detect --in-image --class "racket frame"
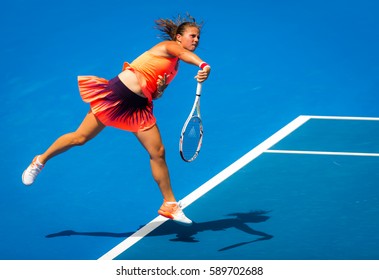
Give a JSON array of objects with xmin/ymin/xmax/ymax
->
[{"xmin": 179, "ymin": 82, "xmax": 204, "ymax": 162}]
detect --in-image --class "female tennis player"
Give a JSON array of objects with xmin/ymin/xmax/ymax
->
[{"xmin": 22, "ymin": 14, "xmax": 211, "ymax": 225}]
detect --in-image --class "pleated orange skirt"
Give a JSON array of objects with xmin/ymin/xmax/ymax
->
[{"xmin": 78, "ymin": 75, "xmax": 156, "ymax": 132}]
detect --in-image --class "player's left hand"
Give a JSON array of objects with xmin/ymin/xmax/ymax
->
[{"xmin": 156, "ymin": 73, "xmax": 169, "ymax": 98}]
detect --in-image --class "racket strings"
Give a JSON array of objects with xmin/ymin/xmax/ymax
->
[{"xmin": 181, "ymin": 117, "xmax": 202, "ymax": 161}]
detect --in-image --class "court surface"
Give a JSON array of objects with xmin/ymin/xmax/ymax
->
[
  {"xmin": 100, "ymin": 115, "xmax": 379, "ymax": 260},
  {"xmin": 1, "ymin": 0, "xmax": 379, "ymax": 267}
]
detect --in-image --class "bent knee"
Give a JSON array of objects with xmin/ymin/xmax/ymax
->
[
  {"xmin": 150, "ymin": 145, "xmax": 166, "ymax": 160},
  {"xmin": 71, "ymin": 133, "xmax": 91, "ymax": 146}
]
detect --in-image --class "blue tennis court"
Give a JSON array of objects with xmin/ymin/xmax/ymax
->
[
  {"xmin": 1, "ymin": 0, "xmax": 379, "ymax": 278},
  {"xmin": 98, "ymin": 115, "xmax": 379, "ymax": 260}
]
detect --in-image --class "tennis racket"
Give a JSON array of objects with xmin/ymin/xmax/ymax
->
[{"xmin": 179, "ymin": 82, "xmax": 204, "ymax": 162}]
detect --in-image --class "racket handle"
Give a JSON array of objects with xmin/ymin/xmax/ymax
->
[{"xmin": 196, "ymin": 82, "xmax": 202, "ymax": 96}]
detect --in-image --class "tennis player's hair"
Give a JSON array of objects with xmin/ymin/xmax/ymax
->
[{"xmin": 154, "ymin": 13, "xmax": 203, "ymax": 41}]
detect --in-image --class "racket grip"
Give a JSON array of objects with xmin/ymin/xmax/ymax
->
[{"xmin": 196, "ymin": 82, "xmax": 202, "ymax": 96}]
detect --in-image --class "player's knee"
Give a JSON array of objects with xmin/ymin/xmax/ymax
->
[
  {"xmin": 151, "ymin": 145, "xmax": 166, "ymax": 160},
  {"xmin": 71, "ymin": 133, "xmax": 90, "ymax": 146}
]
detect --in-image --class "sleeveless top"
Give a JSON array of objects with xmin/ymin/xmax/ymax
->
[{"xmin": 123, "ymin": 51, "xmax": 179, "ymax": 102}]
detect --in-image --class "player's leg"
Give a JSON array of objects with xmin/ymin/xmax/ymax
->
[
  {"xmin": 39, "ymin": 111, "xmax": 105, "ymax": 164},
  {"xmin": 22, "ymin": 111, "xmax": 105, "ymax": 185},
  {"xmin": 134, "ymin": 125, "xmax": 192, "ymax": 225},
  {"xmin": 133, "ymin": 125, "xmax": 175, "ymax": 201}
]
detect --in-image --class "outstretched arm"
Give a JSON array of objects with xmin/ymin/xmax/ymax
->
[
  {"xmin": 165, "ymin": 41, "xmax": 202, "ymax": 65},
  {"xmin": 165, "ymin": 41, "xmax": 211, "ymax": 83}
]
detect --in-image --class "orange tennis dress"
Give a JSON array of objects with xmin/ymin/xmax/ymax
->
[
  {"xmin": 123, "ymin": 51, "xmax": 179, "ymax": 102},
  {"xmin": 78, "ymin": 51, "xmax": 179, "ymax": 132}
]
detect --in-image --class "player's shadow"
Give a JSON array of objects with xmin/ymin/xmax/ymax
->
[{"xmin": 46, "ymin": 211, "xmax": 273, "ymax": 251}]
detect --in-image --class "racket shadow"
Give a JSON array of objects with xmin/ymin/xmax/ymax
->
[{"xmin": 46, "ymin": 211, "xmax": 273, "ymax": 252}]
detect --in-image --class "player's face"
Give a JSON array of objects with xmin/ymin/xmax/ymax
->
[{"xmin": 177, "ymin": 27, "xmax": 200, "ymax": 52}]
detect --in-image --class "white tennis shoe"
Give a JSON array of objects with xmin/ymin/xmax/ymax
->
[
  {"xmin": 158, "ymin": 200, "xmax": 193, "ymax": 225},
  {"xmin": 22, "ymin": 156, "xmax": 44, "ymax": 186}
]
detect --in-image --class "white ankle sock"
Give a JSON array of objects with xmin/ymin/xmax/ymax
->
[{"xmin": 36, "ymin": 156, "xmax": 44, "ymax": 166}]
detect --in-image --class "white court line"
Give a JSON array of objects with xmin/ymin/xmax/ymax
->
[
  {"xmin": 98, "ymin": 215, "xmax": 168, "ymax": 260},
  {"xmin": 305, "ymin": 115, "xmax": 379, "ymax": 121},
  {"xmin": 98, "ymin": 115, "xmax": 311, "ymax": 260},
  {"xmin": 266, "ymin": 150, "xmax": 379, "ymax": 157},
  {"xmin": 265, "ymin": 115, "xmax": 379, "ymax": 157}
]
